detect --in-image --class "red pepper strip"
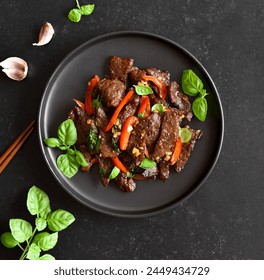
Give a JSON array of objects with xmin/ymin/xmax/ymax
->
[
  {"xmin": 142, "ymin": 75, "xmax": 167, "ymax": 99},
  {"xmin": 144, "ymin": 148, "xmax": 150, "ymax": 158},
  {"xmin": 85, "ymin": 75, "xmax": 99, "ymax": 116},
  {"xmin": 138, "ymin": 96, "xmax": 150, "ymax": 118},
  {"xmin": 73, "ymin": 99, "xmax": 85, "ymax": 110},
  {"xmin": 120, "ymin": 116, "xmax": 139, "ymax": 150},
  {"xmin": 105, "ymin": 89, "xmax": 134, "ymax": 132},
  {"xmin": 112, "ymin": 157, "xmax": 128, "ymax": 173},
  {"xmin": 170, "ymin": 138, "xmax": 182, "ymax": 165}
]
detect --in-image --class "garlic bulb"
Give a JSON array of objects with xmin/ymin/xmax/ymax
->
[
  {"xmin": 33, "ymin": 22, "xmax": 55, "ymax": 46},
  {"xmin": 0, "ymin": 57, "xmax": 28, "ymax": 81}
]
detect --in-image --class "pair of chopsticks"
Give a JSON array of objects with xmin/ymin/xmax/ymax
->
[{"xmin": 0, "ymin": 120, "xmax": 35, "ymax": 174}]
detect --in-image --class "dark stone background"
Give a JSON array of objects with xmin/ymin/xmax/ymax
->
[{"xmin": 0, "ymin": 0, "xmax": 263, "ymax": 259}]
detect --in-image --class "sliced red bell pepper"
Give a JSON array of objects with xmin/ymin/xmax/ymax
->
[
  {"xmin": 73, "ymin": 99, "xmax": 85, "ymax": 110},
  {"xmin": 138, "ymin": 96, "xmax": 150, "ymax": 118},
  {"xmin": 85, "ymin": 75, "xmax": 99, "ymax": 115},
  {"xmin": 142, "ymin": 75, "xmax": 167, "ymax": 99},
  {"xmin": 105, "ymin": 89, "xmax": 134, "ymax": 132},
  {"xmin": 170, "ymin": 137, "xmax": 182, "ymax": 165},
  {"xmin": 120, "ymin": 116, "xmax": 139, "ymax": 150},
  {"xmin": 112, "ymin": 157, "xmax": 128, "ymax": 173}
]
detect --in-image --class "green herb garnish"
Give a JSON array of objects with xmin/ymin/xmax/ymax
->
[
  {"xmin": 87, "ymin": 128, "xmax": 99, "ymax": 151},
  {"xmin": 151, "ymin": 103, "xmax": 166, "ymax": 113},
  {"xmin": 108, "ymin": 166, "xmax": 120, "ymax": 180},
  {"xmin": 139, "ymin": 157, "xmax": 156, "ymax": 169},
  {"xmin": 44, "ymin": 119, "xmax": 88, "ymax": 178},
  {"xmin": 1, "ymin": 186, "xmax": 75, "ymax": 260},
  {"xmin": 92, "ymin": 95, "xmax": 101, "ymax": 109},
  {"xmin": 181, "ymin": 69, "xmax": 209, "ymax": 122},
  {"xmin": 179, "ymin": 127, "xmax": 192, "ymax": 143},
  {"xmin": 134, "ymin": 85, "xmax": 153, "ymax": 95},
  {"xmin": 68, "ymin": 0, "xmax": 95, "ymax": 23}
]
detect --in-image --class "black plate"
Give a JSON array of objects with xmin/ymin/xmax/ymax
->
[{"xmin": 38, "ymin": 31, "xmax": 224, "ymax": 218}]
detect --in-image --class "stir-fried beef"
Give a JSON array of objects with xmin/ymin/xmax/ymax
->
[
  {"xmin": 129, "ymin": 67, "xmax": 147, "ymax": 84},
  {"xmin": 168, "ymin": 81, "xmax": 193, "ymax": 121},
  {"xmin": 119, "ymin": 94, "xmax": 140, "ymax": 125},
  {"xmin": 97, "ymin": 157, "xmax": 114, "ymax": 186},
  {"xmin": 127, "ymin": 120, "xmax": 147, "ymax": 166},
  {"xmin": 158, "ymin": 161, "xmax": 170, "ymax": 181},
  {"xmin": 96, "ymin": 107, "xmax": 118, "ymax": 158},
  {"xmin": 153, "ymin": 109, "xmax": 181, "ymax": 162},
  {"xmin": 68, "ymin": 106, "xmax": 91, "ymax": 146},
  {"xmin": 146, "ymin": 68, "xmax": 170, "ymax": 86},
  {"xmin": 66, "ymin": 56, "xmax": 203, "ymax": 192},
  {"xmin": 98, "ymin": 78, "xmax": 126, "ymax": 108},
  {"xmin": 109, "ymin": 56, "xmax": 134, "ymax": 85},
  {"xmin": 174, "ymin": 126, "xmax": 203, "ymax": 172},
  {"xmin": 144, "ymin": 113, "xmax": 162, "ymax": 152},
  {"xmin": 115, "ymin": 172, "xmax": 136, "ymax": 192}
]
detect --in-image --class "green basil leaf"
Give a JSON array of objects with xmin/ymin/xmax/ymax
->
[
  {"xmin": 138, "ymin": 112, "xmax": 144, "ymax": 118},
  {"xmin": 68, "ymin": 8, "xmax": 82, "ymax": 23},
  {"xmin": 75, "ymin": 150, "xmax": 88, "ymax": 167},
  {"xmin": 139, "ymin": 158, "xmax": 156, "ymax": 169},
  {"xmin": 38, "ymin": 254, "xmax": 55, "ymax": 260},
  {"xmin": 87, "ymin": 128, "xmax": 99, "ymax": 151},
  {"xmin": 1, "ymin": 232, "xmax": 19, "ymax": 248},
  {"xmin": 108, "ymin": 166, "xmax": 120, "ymax": 180},
  {"xmin": 92, "ymin": 95, "xmax": 101, "ymax": 109},
  {"xmin": 47, "ymin": 209, "xmax": 75, "ymax": 232},
  {"xmin": 182, "ymin": 69, "xmax": 204, "ymax": 96},
  {"xmin": 179, "ymin": 128, "xmax": 192, "ymax": 143},
  {"xmin": 151, "ymin": 104, "xmax": 165, "ymax": 113},
  {"xmin": 112, "ymin": 138, "xmax": 120, "ymax": 153},
  {"xmin": 199, "ymin": 88, "xmax": 208, "ymax": 98},
  {"xmin": 57, "ymin": 119, "xmax": 77, "ymax": 146},
  {"xmin": 27, "ymin": 186, "xmax": 51, "ymax": 218},
  {"xmin": 26, "ymin": 243, "xmax": 41, "ymax": 260},
  {"xmin": 9, "ymin": 219, "xmax": 32, "ymax": 243},
  {"xmin": 43, "ymin": 138, "xmax": 61, "ymax": 148},
  {"xmin": 57, "ymin": 151, "xmax": 79, "ymax": 178},
  {"xmin": 80, "ymin": 4, "xmax": 95, "ymax": 15},
  {"xmin": 38, "ymin": 232, "xmax": 58, "ymax": 251},
  {"xmin": 192, "ymin": 97, "xmax": 208, "ymax": 122},
  {"xmin": 32, "ymin": 232, "xmax": 50, "ymax": 245},
  {"xmin": 35, "ymin": 218, "xmax": 47, "ymax": 231},
  {"xmin": 134, "ymin": 85, "xmax": 153, "ymax": 95}
]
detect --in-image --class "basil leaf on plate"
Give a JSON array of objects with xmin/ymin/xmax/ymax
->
[
  {"xmin": 192, "ymin": 97, "xmax": 208, "ymax": 122},
  {"xmin": 57, "ymin": 119, "xmax": 77, "ymax": 147},
  {"xmin": 182, "ymin": 69, "xmax": 204, "ymax": 96}
]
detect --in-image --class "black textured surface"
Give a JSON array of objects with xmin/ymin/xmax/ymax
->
[{"xmin": 0, "ymin": 0, "xmax": 263, "ymax": 260}]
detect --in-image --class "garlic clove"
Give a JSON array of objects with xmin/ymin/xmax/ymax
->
[
  {"xmin": 0, "ymin": 57, "xmax": 28, "ymax": 81},
  {"xmin": 2, "ymin": 68, "xmax": 27, "ymax": 81},
  {"xmin": 33, "ymin": 22, "xmax": 55, "ymax": 46}
]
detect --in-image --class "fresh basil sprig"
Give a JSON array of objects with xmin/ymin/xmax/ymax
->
[
  {"xmin": 0, "ymin": 186, "xmax": 75, "ymax": 260},
  {"xmin": 44, "ymin": 119, "xmax": 88, "ymax": 178},
  {"xmin": 181, "ymin": 69, "xmax": 209, "ymax": 122},
  {"xmin": 68, "ymin": 0, "xmax": 95, "ymax": 23}
]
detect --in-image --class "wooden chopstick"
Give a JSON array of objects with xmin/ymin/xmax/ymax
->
[{"xmin": 0, "ymin": 120, "xmax": 35, "ymax": 174}]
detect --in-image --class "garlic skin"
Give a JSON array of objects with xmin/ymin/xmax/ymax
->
[
  {"xmin": 33, "ymin": 22, "xmax": 55, "ymax": 46},
  {"xmin": 0, "ymin": 57, "xmax": 28, "ymax": 81}
]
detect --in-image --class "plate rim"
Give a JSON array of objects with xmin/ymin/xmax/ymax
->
[{"xmin": 38, "ymin": 31, "xmax": 224, "ymax": 218}]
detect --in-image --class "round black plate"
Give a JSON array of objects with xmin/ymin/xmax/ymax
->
[{"xmin": 38, "ymin": 31, "xmax": 224, "ymax": 218}]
